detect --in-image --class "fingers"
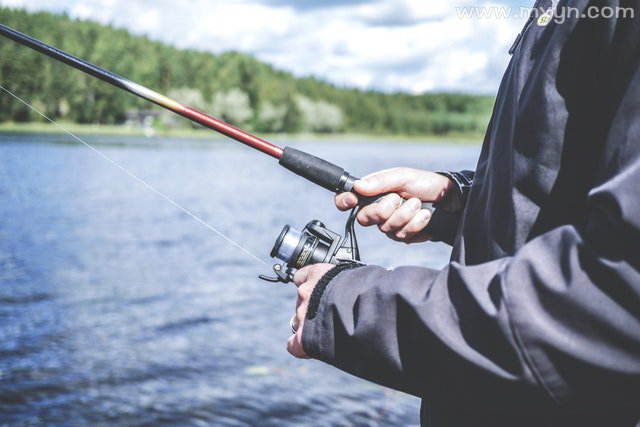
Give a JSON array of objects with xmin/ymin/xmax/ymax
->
[
  {"xmin": 334, "ymin": 170, "xmax": 411, "ymax": 212},
  {"xmin": 293, "ymin": 264, "xmax": 334, "ymax": 288},
  {"xmin": 289, "ymin": 264, "xmax": 334, "ymax": 359},
  {"xmin": 287, "ymin": 331, "xmax": 309, "ymax": 359},
  {"xmin": 379, "ymin": 198, "xmax": 422, "ymax": 234},
  {"xmin": 293, "ymin": 265, "xmax": 311, "ymax": 286},
  {"xmin": 357, "ymin": 193, "xmax": 402, "ymax": 226},
  {"xmin": 287, "ymin": 302, "xmax": 307, "ymax": 359},
  {"xmin": 335, "ymin": 192, "xmax": 359, "ymax": 211},
  {"xmin": 389, "ymin": 207, "xmax": 432, "ymax": 242},
  {"xmin": 294, "ymin": 303, "xmax": 307, "ymax": 327},
  {"xmin": 401, "ymin": 208, "xmax": 432, "ymax": 236},
  {"xmin": 288, "ymin": 301, "xmax": 309, "ymax": 359},
  {"xmin": 357, "ymin": 196, "xmax": 432, "ymax": 242}
]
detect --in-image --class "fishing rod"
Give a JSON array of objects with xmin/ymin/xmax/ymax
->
[{"xmin": 0, "ymin": 23, "xmax": 446, "ymax": 282}]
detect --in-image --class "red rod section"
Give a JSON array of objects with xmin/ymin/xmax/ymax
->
[{"xmin": 181, "ymin": 106, "xmax": 283, "ymax": 158}]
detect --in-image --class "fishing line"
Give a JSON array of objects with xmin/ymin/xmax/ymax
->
[{"xmin": 0, "ymin": 84, "xmax": 268, "ymax": 267}]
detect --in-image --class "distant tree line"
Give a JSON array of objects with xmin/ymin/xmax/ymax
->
[{"xmin": 0, "ymin": 7, "xmax": 495, "ymax": 136}]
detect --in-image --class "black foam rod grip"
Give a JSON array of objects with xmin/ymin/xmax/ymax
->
[{"xmin": 279, "ymin": 147, "xmax": 350, "ymax": 193}]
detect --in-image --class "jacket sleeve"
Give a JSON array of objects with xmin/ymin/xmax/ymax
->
[{"xmin": 302, "ymin": 48, "xmax": 640, "ymax": 415}]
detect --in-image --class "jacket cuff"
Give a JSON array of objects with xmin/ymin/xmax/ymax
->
[
  {"xmin": 421, "ymin": 208, "xmax": 463, "ymax": 245},
  {"xmin": 436, "ymin": 170, "xmax": 474, "ymax": 209},
  {"xmin": 418, "ymin": 170, "xmax": 474, "ymax": 245},
  {"xmin": 302, "ymin": 261, "xmax": 363, "ymax": 358},
  {"xmin": 307, "ymin": 261, "xmax": 364, "ymax": 319}
]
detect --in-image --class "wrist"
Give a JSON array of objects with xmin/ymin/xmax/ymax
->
[{"xmin": 435, "ymin": 171, "xmax": 474, "ymax": 212}]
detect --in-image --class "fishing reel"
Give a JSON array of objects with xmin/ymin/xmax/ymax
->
[{"xmin": 259, "ymin": 208, "xmax": 361, "ymax": 284}]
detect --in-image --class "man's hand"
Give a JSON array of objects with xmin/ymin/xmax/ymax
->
[
  {"xmin": 335, "ymin": 168, "xmax": 456, "ymax": 244},
  {"xmin": 287, "ymin": 263, "xmax": 334, "ymax": 359}
]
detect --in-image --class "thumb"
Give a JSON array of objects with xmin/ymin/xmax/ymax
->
[{"xmin": 354, "ymin": 168, "xmax": 414, "ymax": 196}]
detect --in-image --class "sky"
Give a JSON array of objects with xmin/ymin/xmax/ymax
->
[{"xmin": 0, "ymin": 0, "xmax": 534, "ymax": 94}]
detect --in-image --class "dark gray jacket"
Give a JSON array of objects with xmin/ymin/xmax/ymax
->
[{"xmin": 302, "ymin": 1, "xmax": 640, "ymax": 425}]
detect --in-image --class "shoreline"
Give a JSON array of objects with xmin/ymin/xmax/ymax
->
[{"xmin": 0, "ymin": 122, "xmax": 483, "ymax": 145}]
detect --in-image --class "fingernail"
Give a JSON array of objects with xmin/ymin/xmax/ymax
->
[
  {"xmin": 410, "ymin": 199, "xmax": 421, "ymax": 211},
  {"xmin": 357, "ymin": 179, "xmax": 370, "ymax": 189},
  {"xmin": 343, "ymin": 195, "xmax": 356, "ymax": 208},
  {"xmin": 416, "ymin": 209, "xmax": 431, "ymax": 223}
]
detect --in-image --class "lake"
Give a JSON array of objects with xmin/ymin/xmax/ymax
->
[{"xmin": 0, "ymin": 133, "xmax": 480, "ymax": 426}]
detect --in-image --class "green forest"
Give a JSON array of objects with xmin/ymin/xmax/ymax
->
[{"xmin": 0, "ymin": 7, "xmax": 495, "ymax": 136}]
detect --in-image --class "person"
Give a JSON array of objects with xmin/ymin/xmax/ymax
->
[{"xmin": 286, "ymin": 0, "xmax": 640, "ymax": 425}]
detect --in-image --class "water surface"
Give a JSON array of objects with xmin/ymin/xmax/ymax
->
[{"xmin": 0, "ymin": 134, "xmax": 480, "ymax": 426}]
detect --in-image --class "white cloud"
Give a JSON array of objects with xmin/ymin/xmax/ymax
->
[{"xmin": 0, "ymin": 0, "xmax": 528, "ymax": 94}]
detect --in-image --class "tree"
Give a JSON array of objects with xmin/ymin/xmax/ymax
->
[
  {"xmin": 211, "ymin": 88, "xmax": 253, "ymax": 127},
  {"xmin": 295, "ymin": 96, "xmax": 343, "ymax": 133}
]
